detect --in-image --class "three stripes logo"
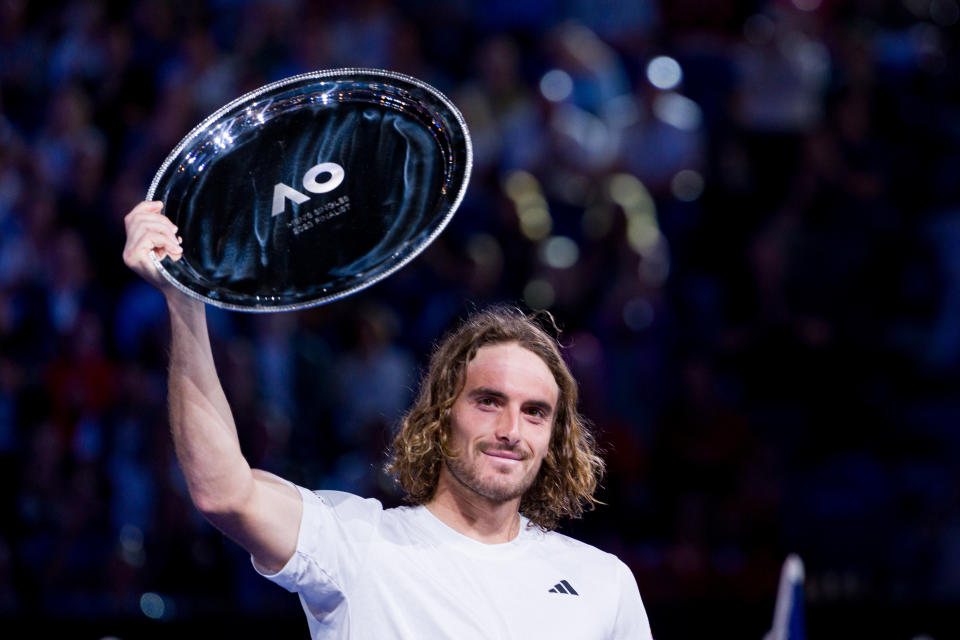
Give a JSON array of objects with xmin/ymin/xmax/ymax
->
[{"xmin": 548, "ymin": 579, "xmax": 579, "ymax": 595}]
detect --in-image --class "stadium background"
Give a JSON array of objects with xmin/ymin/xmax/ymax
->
[{"xmin": 1, "ymin": 0, "xmax": 959, "ymax": 637}]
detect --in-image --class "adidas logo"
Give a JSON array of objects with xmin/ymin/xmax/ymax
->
[{"xmin": 547, "ymin": 579, "xmax": 579, "ymax": 595}]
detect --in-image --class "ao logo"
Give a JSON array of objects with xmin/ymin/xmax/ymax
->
[{"xmin": 271, "ymin": 162, "xmax": 345, "ymax": 216}]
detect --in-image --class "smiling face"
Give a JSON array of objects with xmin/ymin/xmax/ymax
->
[{"xmin": 441, "ymin": 342, "xmax": 559, "ymax": 505}]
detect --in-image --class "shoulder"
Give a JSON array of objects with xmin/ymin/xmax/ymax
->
[
  {"xmin": 311, "ymin": 489, "xmax": 381, "ymax": 508},
  {"xmin": 300, "ymin": 489, "xmax": 388, "ymax": 524},
  {"xmin": 532, "ymin": 527, "xmax": 626, "ymax": 569},
  {"xmin": 534, "ymin": 526, "xmax": 609, "ymax": 556}
]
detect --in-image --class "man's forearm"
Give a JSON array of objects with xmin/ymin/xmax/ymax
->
[{"xmin": 167, "ymin": 295, "xmax": 254, "ymax": 515}]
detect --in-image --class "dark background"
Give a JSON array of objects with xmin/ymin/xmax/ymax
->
[{"xmin": 2, "ymin": 0, "xmax": 959, "ymax": 637}]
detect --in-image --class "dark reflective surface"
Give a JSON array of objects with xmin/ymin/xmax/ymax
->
[{"xmin": 148, "ymin": 69, "xmax": 471, "ymax": 311}]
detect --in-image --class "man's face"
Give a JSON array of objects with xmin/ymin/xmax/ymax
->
[{"xmin": 443, "ymin": 342, "xmax": 559, "ymax": 504}]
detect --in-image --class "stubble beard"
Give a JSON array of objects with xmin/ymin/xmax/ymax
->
[{"xmin": 444, "ymin": 447, "xmax": 542, "ymax": 504}]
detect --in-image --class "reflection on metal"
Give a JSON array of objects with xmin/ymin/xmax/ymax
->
[{"xmin": 148, "ymin": 68, "xmax": 472, "ymax": 312}]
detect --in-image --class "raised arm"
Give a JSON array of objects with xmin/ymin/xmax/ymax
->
[{"xmin": 122, "ymin": 201, "xmax": 302, "ymax": 572}]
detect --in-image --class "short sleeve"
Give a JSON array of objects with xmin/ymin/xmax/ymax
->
[
  {"xmin": 611, "ymin": 559, "xmax": 654, "ymax": 640},
  {"xmin": 251, "ymin": 486, "xmax": 384, "ymax": 611}
]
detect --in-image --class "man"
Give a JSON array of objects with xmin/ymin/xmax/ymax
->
[{"xmin": 123, "ymin": 200, "xmax": 653, "ymax": 639}]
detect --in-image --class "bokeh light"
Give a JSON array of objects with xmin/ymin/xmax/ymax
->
[
  {"xmin": 140, "ymin": 592, "xmax": 166, "ymax": 619},
  {"xmin": 504, "ymin": 171, "xmax": 554, "ymax": 240},
  {"xmin": 539, "ymin": 236, "xmax": 580, "ymax": 269},
  {"xmin": 639, "ymin": 245, "xmax": 671, "ymax": 286},
  {"xmin": 671, "ymin": 169, "xmax": 705, "ymax": 202},
  {"xmin": 645, "ymin": 56, "xmax": 683, "ymax": 90},
  {"xmin": 609, "ymin": 173, "xmax": 654, "ymax": 211},
  {"xmin": 519, "ymin": 206, "xmax": 552, "ymax": 240},
  {"xmin": 628, "ymin": 221, "xmax": 661, "ymax": 253},
  {"xmin": 466, "ymin": 233, "xmax": 504, "ymax": 270},
  {"xmin": 652, "ymin": 93, "xmax": 702, "ymax": 131},
  {"xmin": 523, "ymin": 279, "xmax": 555, "ymax": 309},
  {"xmin": 540, "ymin": 69, "xmax": 574, "ymax": 102}
]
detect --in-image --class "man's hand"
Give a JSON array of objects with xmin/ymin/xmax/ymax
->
[{"xmin": 122, "ymin": 200, "xmax": 183, "ymax": 293}]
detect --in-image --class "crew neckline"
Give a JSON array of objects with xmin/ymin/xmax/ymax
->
[{"xmin": 409, "ymin": 504, "xmax": 539, "ymax": 557}]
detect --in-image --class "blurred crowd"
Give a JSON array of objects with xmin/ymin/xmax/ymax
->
[{"xmin": 2, "ymin": 0, "xmax": 960, "ymax": 632}]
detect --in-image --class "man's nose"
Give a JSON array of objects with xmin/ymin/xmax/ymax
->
[{"xmin": 494, "ymin": 406, "xmax": 522, "ymax": 444}]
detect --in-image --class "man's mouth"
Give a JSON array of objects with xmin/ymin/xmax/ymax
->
[{"xmin": 479, "ymin": 446, "xmax": 525, "ymax": 461}]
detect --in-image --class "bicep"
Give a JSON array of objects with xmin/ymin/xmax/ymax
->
[{"xmin": 206, "ymin": 469, "xmax": 304, "ymax": 574}]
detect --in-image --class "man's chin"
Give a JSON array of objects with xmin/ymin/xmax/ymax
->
[
  {"xmin": 474, "ymin": 482, "xmax": 526, "ymax": 503},
  {"xmin": 473, "ymin": 465, "xmax": 542, "ymax": 503},
  {"xmin": 446, "ymin": 458, "xmax": 533, "ymax": 503}
]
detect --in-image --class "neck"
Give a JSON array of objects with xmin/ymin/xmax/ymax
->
[{"xmin": 425, "ymin": 469, "xmax": 523, "ymax": 544}]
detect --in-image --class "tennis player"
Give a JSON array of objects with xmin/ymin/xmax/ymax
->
[{"xmin": 123, "ymin": 200, "xmax": 653, "ymax": 639}]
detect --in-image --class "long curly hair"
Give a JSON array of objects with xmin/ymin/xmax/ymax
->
[{"xmin": 385, "ymin": 306, "xmax": 605, "ymax": 530}]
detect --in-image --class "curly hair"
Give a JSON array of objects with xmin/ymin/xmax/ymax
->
[{"xmin": 385, "ymin": 306, "xmax": 605, "ymax": 530}]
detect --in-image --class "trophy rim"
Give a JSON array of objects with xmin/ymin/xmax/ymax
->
[{"xmin": 145, "ymin": 67, "xmax": 473, "ymax": 312}]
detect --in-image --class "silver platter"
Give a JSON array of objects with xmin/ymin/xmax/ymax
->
[{"xmin": 147, "ymin": 68, "xmax": 472, "ymax": 312}]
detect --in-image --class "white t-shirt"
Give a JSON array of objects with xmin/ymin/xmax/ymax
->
[{"xmin": 254, "ymin": 485, "xmax": 653, "ymax": 640}]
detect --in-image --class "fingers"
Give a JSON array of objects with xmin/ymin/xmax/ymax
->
[
  {"xmin": 129, "ymin": 221, "xmax": 182, "ymax": 255},
  {"xmin": 123, "ymin": 200, "xmax": 166, "ymax": 231},
  {"xmin": 143, "ymin": 231, "xmax": 183, "ymax": 261},
  {"xmin": 122, "ymin": 201, "xmax": 185, "ymax": 284},
  {"xmin": 124, "ymin": 199, "xmax": 177, "ymax": 240},
  {"xmin": 124, "ymin": 201, "xmax": 176, "ymax": 234},
  {"xmin": 123, "ymin": 238, "xmax": 180, "ymax": 268}
]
